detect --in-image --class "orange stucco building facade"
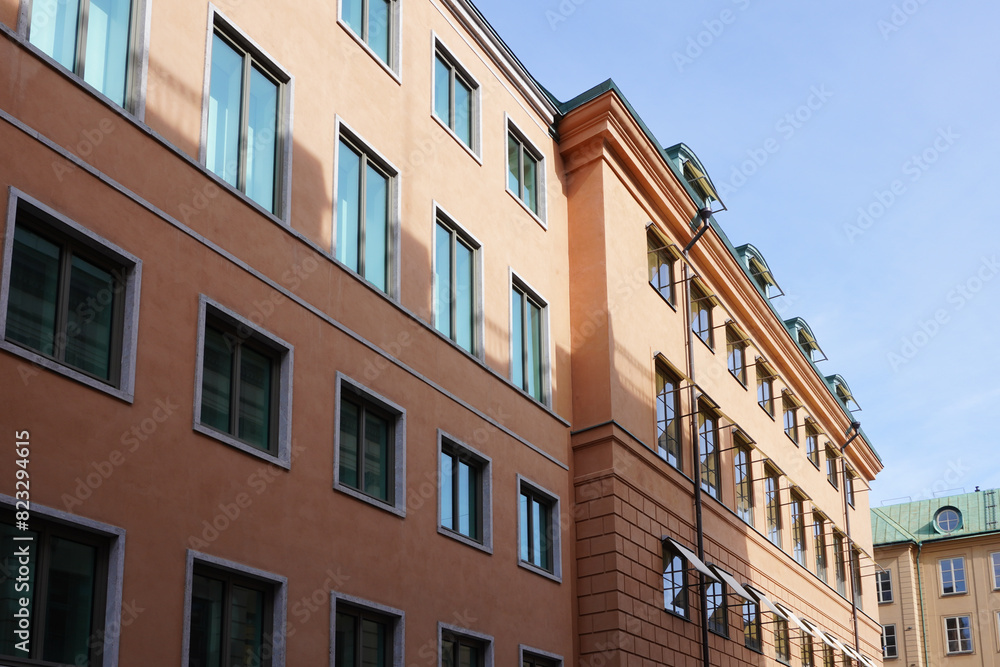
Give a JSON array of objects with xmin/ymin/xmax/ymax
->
[{"xmin": 0, "ymin": 1, "xmax": 882, "ymax": 666}]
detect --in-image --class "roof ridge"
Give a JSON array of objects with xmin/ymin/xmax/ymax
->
[{"xmin": 872, "ymin": 507, "xmax": 916, "ymax": 544}]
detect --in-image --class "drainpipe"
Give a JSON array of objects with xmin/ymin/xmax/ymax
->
[
  {"xmin": 915, "ymin": 542, "xmax": 929, "ymax": 667},
  {"xmin": 683, "ymin": 206, "xmax": 713, "ymax": 667},
  {"xmin": 840, "ymin": 422, "xmax": 862, "ymax": 658}
]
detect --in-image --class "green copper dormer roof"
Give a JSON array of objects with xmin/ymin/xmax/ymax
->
[
  {"xmin": 872, "ymin": 489, "xmax": 1000, "ymax": 546},
  {"xmin": 825, "ymin": 374, "xmax": 861, "ymax": 412},
  {"xmin": 735, "ymin": 244, "xmax": 781, "ymax": 298},
  {"xmin": 663, "ymin": 143, "xmax": 722, "ymax": 207},
  {"xmin": 784, "ymin": 317, "xmax": 828, "ymax": 363}
]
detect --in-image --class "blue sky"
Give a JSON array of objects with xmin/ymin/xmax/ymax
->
[{"xmin": 472, "ymin": 0, "xmax": 1000, "ymax": 505}]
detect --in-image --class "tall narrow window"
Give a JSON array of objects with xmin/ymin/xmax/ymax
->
[
  {"xmin": 655, "ymin": 365, "xmax": 682, "ymax": 468},
  {"xmin": 802, "ymin": 635, "xmax": 815, "ymax": 667},
  {"xmin": 434, "ymin": 46, "xmax": 478, "ymax": 151},
  {"xmin": 791, "ymin": 494, "xmax": 806, "ymax": 566},
  {"xmin": 511, "ymin": 280, "xmax": 546, "ymax": 403},
  {"xmin": 699, "ymin": 408, "xmax": 719, "ymax": 499},
  {"xmin": 876, "ymin": 569, "xmax": 893, "ymax": 604},
  {"xmin": 336, "ymin": 133, "xmax": 395, "ymax": 294},
  {"xmin": 822, "ymin": 645, "xmax": 834, "ymax": 667},
  {"xmin": 783, "ymin": 394, "xmax": 799, "ymax": 443},
  {"xmin": 0, "ymin": 515, "xmax": 110, "ymax": 664},
  {"xmin": 206, "ymin": 27, "xmax": 284, "ymax": 213},
  {"xmin": 776, "ymin": 618, "xmax": 791, "ymax": 664},
  {"xmin": 743, "ymin": 600, "xmax": 761, "ymax": 652},
  {"xmin": 338, "ymin": 382, "xmax": 404, "ymax": 507},
  {"xmin": 28, "ymin": 0, "xmax": 135, "ymax": 108},
  {"xmin": 852, "ymin": 549, "xmax": 864, "ymax": 609},
  {"xmin": 690, "ymin": 282, "xmax": 713, "ymax": 347},
  {"xmin": 944, "ymin": 616, "xmax": 973, "ymax": 654},
  {"xmin": 440, "ymin": 440, "xmax": 486, "ymax": 544},
  {"xmin": 991, "ymin": 552, "xmax": 1000, "ymax": 589},
  {"xmin": 507, "ymin": 127, "xmax": 543, "ymax": 216},
  {"xmin": 340, "ymin": 0, "xmax": 396, "ymax": 67},
  {"xmin": 734, "ymin": 442, "xmax": 753, "ymax": 525},
  {"xmin": 845, "ymin": 469, "xmax": 856, "ymax": 507},
  {"xmin": 434, "ymin": 216, "xmax": 478, "ymax": 354},
  {"xmin": 647, "ymin": 230, "xmax": 674, "ymax": 304},
  {"xmin": 706, "ymin": 581, "xmax": 727, "ymax": 636},
  {"xmin": 727, "ymin": 326, "xmax": 747, "ymax": 384},
  {"xmin": 814, "ymin": 514, "xmax": 828, "ymax": 583},
  {"xmin": 757, "ymin": 363, "xmax": 774, "ymax": 415},
  {"xmin": 765, "ymin": 466, "xmax": 782, "ymax": 549},
  {"xmin": 189, "ymin": 565, "xmax": 275, "ymax": 667},
  {"xmin": 806, "ymin": 424, "xmax": 821, "ymax": 468},
  {"xmin": 881, "ymin": 625, "xmax": 897, "ymax": 659},
  {"xmin": 940, "ymin": 557, "xmax": 967, "ymax": 595},
  {"xmin": 519, "ymin": 480, "xmax": 558, "ymax": 575},
  {"xmin": 826, "ymin": 446, "xmax": 839, "ymax": 488},
  {"xmin": 335, "ymin": 603, "xmax": 397, "ymax": 667},
  {"xmin": 662, "ymin": 544, "xmax": 688, "ymax": 618},
  {"xmin": 834, "ymin": 533, "xmax": 847, "ymax": 596}
]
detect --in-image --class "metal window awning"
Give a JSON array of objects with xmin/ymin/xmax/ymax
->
[
  {"xmin": 706, "ymin": 564, "xmax": 754, "ymax": 602},
  {"xmin": 662, "ymin": 537, "xmax": 719, "ymax": 583},
  {"xmin": 744, "ymin": 585, "xmax": 791, "ymax": 620},
  {"xmin": 774, "ymin": 604, "xmax": 818, "ymax": 638},
  {"xmin": 796, "ymin": 617, "xmax": 824, "ymax": 639}
]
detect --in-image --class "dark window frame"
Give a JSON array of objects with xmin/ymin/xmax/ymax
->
[
  {"xmin": 439, "ymin": 435, "xmax": 489, "ymax": 548},
  {"xmin": 698, "ymin": 406, "xmax": 720, "ymax": 499},
  {"xmin": 506, "ymin": 121, "xmax": 545, "ymax": 220},
  {"xmin": 690, "ymin": 282, "xmax": 713, "ymax": 348},
  {"xmin": 647, "ymin": 230, "xmax": 675, "ymax": 306},
  {"xmin": 742, "ymin": 600, "xmax": 761, "ymax": 652},
  {"xmin": 734, "ymin": 440, "xmax": 754, "ymax": 525},
  {"xmin": 433, "ymin": 211, "xmax": 480, "ymax": 355},
  {"xmin": 706, "ymin": 580, "xmax": 728, "ymax": 637},
  {"xmin": 517, "ymin": 477, "xmax": 560, "ymax": 580},
  {"xmin": 432, "ymin": 43, "xmax": 480, "ymax": 154},
  {"xmin": 726, "ymin": 325, "xmax": 747, "ymax": 385},
  {"xmin": 881, "ymin": 624, "xmax": 897, "ymax": 659},
  {"xmin": 189, "ymin": 563, "xmax": 275, "ymax": 667},
  {"xmin": 655, "ymin": 363, "xmax": 682, "ymax": 470},
  {"xmin": 662, "ymin": 543, "xmax": 689, "ymax": 619}
]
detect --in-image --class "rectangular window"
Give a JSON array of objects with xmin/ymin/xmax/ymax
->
[
  {"xmin": 518, "ymin": 478, "xmax": 559, "ymax": 578},
  {"xmin": 511, "ymin": 279, "xmax": 547, "ymax": 403},
  {"xmin": 876, "ymin": 569, "xmax": 893, "ymax": 604},
  {"xmin": 663, "ymin": 543, "xmax": 688, "ymax": 618},
  {"xmin": 334, "ymin": 599, "xmax": 402, "ymax": 667},
  {"xmin": 783, "ymin": 394, "xmax": 799, "ymax": 444},
  {"xmin": 734, "ymin": 441, "xmax": 753, "ymax": 525},
  {"xmin": 814, "ymin": 514, "xmax": 828, "ymax": 583},
  {"xmin": 945, "ymin": 616, "xmax": 973, "ymax": 654},
  {"xmin": 765, "ymin": 466, "xmax": 782, "ymax": 549},
  {"xmin": 521, "ymin": 649, "xmax": 560, "ymax": 667},
  {"xmin": 440, "ymin": 435, "xmax": 490, "ymax": 549},
  {"xmin": 0, "ymin": 512, "xmax": 113, "ymax": 665},
  {"xmin": 189, "ymin": 564, "xmax": 275, "ymax": 667},
  {"xmin": 442, "ymin": 631, "xmax": 486, "ymax": 667},
  {"xmin": 434, "ymin": 214, "xmax": 479, "ymax": 354},
  {"xmin": 340, "ymin": 0, "xmax": 397, "ymax": 69},
  {"xmin": 806, "ymin": 424, "xmax": 821, "ymax": 468},
  {"xmin": 506, "ymin": 124, "xmax": 544, "ymax": 218},
  {"xmin": 776, "ymin": 618, "xmax": 791, "ymax": 664},
  {"xmin": 206, "ymin": 24, "xmax": 287, "ymax": 214},
  {"xmin": 846, "ymin": 470, "xmax": 857, "ymax": 507},
  {"xmin": 834, "ymin": 533, "xmax": 847, "ymax": 597},
  {"xmin": 756, "ymin": 363, "xmax": 774, "ymax": 415},
  {"xmin": 706, "ymin": 580, "xmax": 727, "ymax": 636},
  {"xmin": 791, "ymin": 494, "xmax": 806, "ymax": 566},
  {"xmin": 698, "ymin": 408, "xmax": 719, "ymax": 499},
  {"xmin": 28, "ymin": 0, "xmax": 136, "ymax": 108},
  {"xmin": 940, "ymin": 557, "xmax": 967, "ymax": 595},
  {"xmin": 992, "ymin": 552, "xmax": 1000, "ymax": 589},
  {"xmin": 852, "ymin": 549, "xmax": 864, "ymax": 610},
  {"xmin": 336, "ymin": 131, "xmax": 397, "ymax": 294},
  {"xmin": 882, "ymin": 624, "xmax": 897, "ymax": 659},
  {"xmin": 1, "ymin": 195, "xmax": 140, "ymax": 399},
  {"xmin": 822, "ymin": 645, "xmax": 834, "ymax": 667},
  {"xmin": 655, "ymin": 365, "xmax": 682, "ymax": 468},
  {"xmin": 647, "ymin": 230, "xmax": 674, "ymax": 305},
  {"xmin": 826, "ymin": 446, "xmax": 839, "ymax": 489},
  {"xmin": 433, "ymin": 45, "xmax": 478, "ymax": 152},
  {"xmin": 743, "ymin": 600, "xmax": 761, "ymax": 652},
  {"xmin": 690, "ymin": 282, "xmax": 713, "ymax": 347},
  {"xmin": 802, "ymin": 636, "xmax": 815, "ymax": 667},
  {"xmin": 727, "ymin": 326, "xmax": 747, "ymax": 384}
]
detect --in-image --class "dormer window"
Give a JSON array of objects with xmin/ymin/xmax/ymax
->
[{"xmin": 785, "ymin": 318, "xmax": 827, "ymax": 363}]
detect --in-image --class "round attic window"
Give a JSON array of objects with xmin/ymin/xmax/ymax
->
[{"xmin": 934, "ymin": 507, "xmax": 961, "ymax": 534}]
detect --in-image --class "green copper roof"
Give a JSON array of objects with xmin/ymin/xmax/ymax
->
[{"xmin": 872, "ymin": 489, "xmax": 1000, "ymax": 546}]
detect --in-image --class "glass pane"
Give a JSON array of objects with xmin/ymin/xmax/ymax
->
[
  {"xmin": 457, "ymin": 460, "xmax": 473, "ymax": 537},
  {"xmin": 455, "ymin": 77, "xmax": 472, "ymax": 147},
  {"xmin": 201, "ymin": 327, "xmax": 233, "ymax": 434},
  {"xmin": 341, "ymin": 0, "xmax": 363, "ymax": 35},
  {"xmin": 64, "ymin": 255, "xmax": 115, "ymax": 380},
  {"xmin": 459, "ymin": 644, "xmax": 477, "ymax": 667},
  {"xmin": 434, "ymin": 223, "xmax": 452, "ymax": 338},
  {"xmin": 339, "ymin": 400, "xmax": 360, "ymax": 489},
  {"xmin": 30, "ymin": 0, "xmax": 81, "ymax": 71},
  {"xmin": 440, "ymin": 451, "xmax": 454, "ymax": 530},
  {"xmin": 238, "ymin": 345, "xmax": 273, "ymax": 451},
  {"xmin": 246, "ymin": 66, "xmax": 279, "ymax": 213},
  {"xmin": 518, "ymin": 492, "xmax": 529, "ymax": 563},
  {"xmin": 360, "ymin": 618, "xmax": 387, "ymax": 667},
  {"xmin": 364, "ymin": 163, "xmax": 389, "ymax": 293},
  {"xmin": 526, "ymin": 299, "xmax": 543, "ymax": 401},
  {"xmin": 7, "ymin": 225, "xmax": 60, "ymax": 357},
  {"xmin": 507, "ymin": 134, "xmax": 520, "ymax": 194},
  {"xmin": 455, "ymin": 238, "xmax": 474, "ymax": 353},
  {"xmin": 207, "ymin": 35, "xmax": 243, "ymax": 187},
  {"xmin": 190, "ymin": 574, "xmax": 224, "ymax": 667},
  {"xmin": 531, "ymin": 498, "xmax": 543, "ymax": 567},
  {"xmin": 335, "ymin": 613, "xmax": 357, "ymax": 667},
  {"xmin": 229, "ymin": 585, "xmax": 265, "ymax": 667},
  {"xmin": 337, "ymin": 142, "xmax": 362, "ymax": 272},
  {"xmin": 0, "ymin": 523, "xmax": 38, "ymax": 656},
  {"xmin": 84, "ymin": 0, "xmax": 132, "ymax": 107},
  {"xmin": 510, "ymin": 289, "xmax": 524, "ymax": 389},
  {"xmin": 41, "ymin": 537, "xmax": 97, "ymax": 665},
  {"xmin": 523, "ymin": 153, "xmax": 538, "ymax": 213},
  {"xmin": 434, "ymin": 56, "xmax": 451, "ymax": 125},
  {"xmin": 368, "ymin": 0, "xmax": 391, "ymax": 64},
  {"xmin": 364, "ymin": 411, "xmax": 390, "ymax": 501},
  {"xmin": 442, "ymin": 639, "xmax": 455, "ymax": 667}
]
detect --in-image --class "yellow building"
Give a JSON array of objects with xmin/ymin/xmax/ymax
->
[{"xmin": 873, "ymin": 490, "xmax": 1000, "ymax": 666}]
